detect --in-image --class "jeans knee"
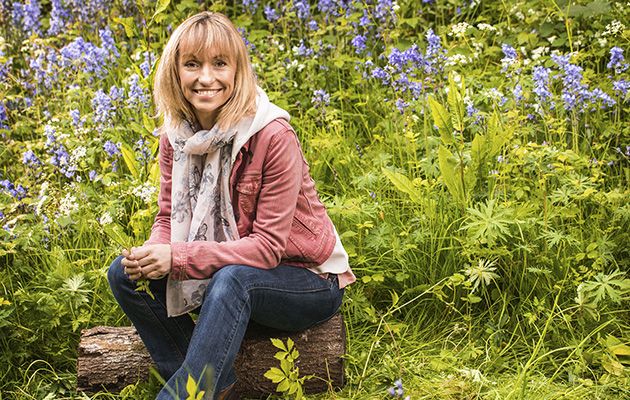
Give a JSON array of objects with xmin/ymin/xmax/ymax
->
[
  {"xmin": 209, "ymin": 265, "xmax": 249, "ymax": 298},
  {"xmin": 107, "ymin": 255, "xmax": 128, "ymax": 292}
]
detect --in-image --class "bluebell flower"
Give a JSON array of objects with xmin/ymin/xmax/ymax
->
[
  {"xmin": 100, "ymin": 27, "xmax": 119, "ymax": 58},
  {"xmin": 22, "ymin": 150, "xmax": 41, "ymax": 166},
  {"xmin": 359, "ymin": 10, "xmax": 370, "ymax": 27},
  {"xmin": 425, "ymin": 29, "xmax": 446, "ymax": 73},
  {"xmin": 351, "ymin": 34, "xmax": 367, "ymax": 54},
  {"xmin": 0, "ymin": 50, "xmax": 11, "ymax": 83},
  {"xmin": 371, "ymin": 67, "xmax": 391, "ymax": 85},
  {"xmin": 553, "ymin": 56, "xmax": 588, "ymax": 111},
  {"xmin": 501, "ymin": 44, "xmax": 518, "ymax": 73},
  {"xmin": 612, "ymin": 79, "xmax": 629, "ymax": 97},
  {"xmin": 308, "ymin": 19, "xmax": 318, "ymax": 30},
  {"xmin": 104, "ymin": 140, "xmax": 121, "ymax": 158},
  {"xmin": 70, "ymin": 109, "xmax": 82, "ymax": 128},
  {"xmin": 395, "ymin": 98, "xmax": 408, "ymax": 113},
  {"xmin": 0, "ymin": 101, "xmax": 8, "ymax": 130},
  {"xmin": 607, "ymin": 47, "xmax": 628, "ymax": 74},
  {"xmin": 264, "ymin": 5, "xmax": 279, "ymax": 22},
  {"xmin": 109, "ymin": 85, "xmax": 124, "ymax": 102},
  {"xmin": 294, "ymin": 40, "xmax": 314, "ymax": 57},
  {"xmin": 89, "ymin": 170, "xmax": 97, "ymax": 181},
  {"xmin": 375, "ymin": 0, "xmax": 396, "ymax": 23},
  {"xmin": 294, "ymin": 0, "xmax": 310, "ymax": 20},
  {"xmin": 311, "ymin": 89, "xmax": 330, "ymax": 107},
  {"xmin": 12, "ymin": 0, "xmax": 41, "ymax": 36},
  {"xmin": 91, "ymin": 89, "xmax": 114, "ymax": 130},
  {"xmin": 127, "ymin": 74, "xmax": 149, "ymax": 109},
  {"xmin": 589, "ymin": 88, "xmax": 616, "ymax": 109},
  {"xmin": 242, "ymin": 0, "xmax": 258, "ymax": 13},
  {"xmin": 513, "ymin": 84, "xmax": 524, "ymax": 104},
  {"xmin": 318, "ymin": 0, "xmax": 335, "ymax": 15},
  {"xmin": 48, "ymin": 0, "xmax": 69, "ymax": 36},
  {"xmin": 532, "ymin": 66, "xmax": 552, "ymax": 103},
  {"xmin": 134, "ymin": 137, "xmax": 152, "ymax": 166},
  {"xmin": 139, "ymin": 51, "xmax": 156, "ymax": 78}
]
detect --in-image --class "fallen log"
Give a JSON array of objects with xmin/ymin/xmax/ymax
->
[{"xmin": 77, "ymin": 314, "xmax": 345, "ymax": 397}]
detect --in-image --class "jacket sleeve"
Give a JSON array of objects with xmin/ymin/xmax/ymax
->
[
  {"xmin": 144, "ymin": 134, "xmax": 172, "ymax": 245},
  {"xmin": 169, "ymin": 125, "xmax": 303, "ymax": 280}
]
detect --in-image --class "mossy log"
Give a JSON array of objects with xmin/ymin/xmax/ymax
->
[{"xmin": 77, "ymin": 314, "xmax": 345, "ymax": 397}]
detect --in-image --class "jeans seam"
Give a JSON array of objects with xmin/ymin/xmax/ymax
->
[{"xmin": 132, "ymin": 279, "xmax": 189, "ymax": 361}]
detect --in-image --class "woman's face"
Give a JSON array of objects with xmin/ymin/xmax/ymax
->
[{"xmin": 178, "ymin": 43, "xmax": 236, "ymax": 130}]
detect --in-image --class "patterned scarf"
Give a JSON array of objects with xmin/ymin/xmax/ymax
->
[{"xmin": 164, "ymin": 120, "xmax": 244, "ymax": 317}]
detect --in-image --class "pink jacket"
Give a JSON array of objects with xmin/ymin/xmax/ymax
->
[{"xmin": 146, "ymin": 119, "xmax": 355, "ymax": 287}]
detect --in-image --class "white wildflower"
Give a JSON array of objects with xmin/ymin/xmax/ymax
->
[
  {"xmin": 132, "ymin": 183, "xmax": 157, "ymax": 204},
  {"xmin": 459, "ymin": 367, "xmax": 485, "ymax": 383},
  {"xmin": 71, "ymin": 146, "xmax": 87, "ymax": 164},
  {"xmin": 446, "ymin": 54, "xmax": 471, "ymax": 66},
  {"xmin": 603, "ymin": 20, "xmax": 625, "ymax": 37},
  {"xmin": 531, "ymin": 46, "xmax": 549, "ymax": 60},
  {"xmin": 100, "ymin": 212, "xmax": 113, "ymax": 226},
  {"xmin": 59, "ymin": 193, "xmax": 78, "ymax": 216},
  {"xmin": 449, "ymin": 22, "xmax": 472, "ymax": 38},
  {"xmin": 477, "ymin": 23, "xmax": 496, "ymax": 32},
  {"xmin": 464, "ymin": 259, "xmax": 500, "ymax": 292}
]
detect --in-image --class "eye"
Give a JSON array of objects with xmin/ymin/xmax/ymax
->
[
  {"xmin": 183, "ymin": 59, "xmax": 199, "ymax": 68},
  {"xmin": 214, "ymin": 58, "xmax": 228, "ymax": 67}
]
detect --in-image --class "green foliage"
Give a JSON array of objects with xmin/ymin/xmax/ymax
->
[
  {"xmin": 0, "ymin": 0, "xmax": 629, "ymax": 398},
  {"xmin": 264, "ymin": 338, "xmax": 311, "ymax": 399}
]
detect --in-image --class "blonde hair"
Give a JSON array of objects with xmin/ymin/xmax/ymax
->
[{"xmin": 154, "ymin": 12, "xmax": 258, "ymax": 130}]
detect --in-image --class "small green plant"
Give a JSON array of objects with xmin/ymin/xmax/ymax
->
[{"xmin": 264, "ymin": 338, "xmax": 312, "ymax": 399}]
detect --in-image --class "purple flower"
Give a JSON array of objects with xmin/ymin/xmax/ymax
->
[
  {"xmin": 242, "ymin": 0, "xmax": 258, "ymax": 12},
  {"xmin": 375, "ymin": 0, "xmax": 396, "ymax": 23},
  {"xmin": 91, "ymin": 89, "xmax": 114, "ymax": 130},
  {"xmin": 140, "ymin": 52, "xmax": 156, "ymax": 78},
  {"xmin": 12, "ymin": 0, "xmax": 41, "ymax": 36},
  {"xmin": 371, "ymin": 67, "xmax": 390, "ymax": 85},
  {"xmin": 612, "ymin": 79, "xmax": 629, "ymax": 97},
  {"xmin": 607, "ymin": 47, "xmax": 628, "ymax": 74},
  {"xmin": 70, "ymin": 109, "xmax": 83, "ymax": 128},
  {"xmin": 311, "ymin": 89, "xmax": 330, "ymax": 107},
  {"xmin": 89, "ymin": 170, "xmax": 97, "ymax": 181},
  {"xmin": 264, "ymin": 5, "xmax": 279, "ymax": 22},
  {"xmin": 22, "ymin": 150, "xmax": 41, "ymax": 166},
  {"xmin": 293, "ymin": 0, "xmax": 310, "ymax": 20},
  {"xmin": 532, "ymin": 66, "xmax": 552, "ymax": 103},
  {"xmin": 501, "ymin": 44, "xmax": 518, "ymax": 73},
  {"xmin": 294, "ymin": 40, "xmax": 314, "ymax": 57},
  {"xmin": 395, "ymin": 98, "xmax": 408, "ymax": 113},
  {"xmin": 103, "ymin": 140, "xmax": 121, "ymax": 157},
  {"xmin": 351, "ymin": 34, "xmax": 367, "ymax": 54},
  {"xmin": 134, "ymin": 137, "xmax": 152, "ymax": 166},
  {"xmin": 127, "ymin": 74, "xmax": 149, "ymax": 108},
  {"xmin": 48, "ymin": 0, "xmax": 69, "ymax": 36},
  {"xmin": 513, "ymin": 84, "xmax": 524, "ymax": 104},
  {"xmin": 0, "ymin": 101, "xmax": 8, "ymax": 130},
  {"xmin": 100, "ymin": 27, "xmax": 119, "ymax": 59},
  {"xmin": 308, "ymin": 19, "xmax": 318, "ymax": 30}
]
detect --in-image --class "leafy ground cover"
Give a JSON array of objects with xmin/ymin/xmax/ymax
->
[{"xmin": 0, "ymin": 0, "xmax": 629, "ymax": 399}]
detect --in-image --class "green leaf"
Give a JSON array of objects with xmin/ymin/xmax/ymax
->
[
  {"xmin": 277, "ymin": 379, "xmax": 290, "ymax": 392},
  {"xmin": 447, "ymin": 74, "xmax": 465, "ymax": 133},
  {"xmin": 428, "ymin": 96, "xmax": 454, "ymax": 144},
  {"xmin": 264, "ymin": 367, "xmax": 286, "ymax": 383},
  {"xmin": 270, "ymin": 338, "xmax": 287, "ymax": 351},
  {"xmin": 438, "ymin": 145, "xmax": 464, "ymax": 204},
  {"xmin": 121, "ymin": 143, "xmax": 140, "ymax": 179},
  {"xmin": 152, "ymin": 0, "xmax": 171, "ymax": 20},
  {"xmin": 382, "ymin": 168, "xmax": 421, "ymax": 203},
  {"xmin": 113, "ymin": 17, "xmax": 135, "ymax": 38}
]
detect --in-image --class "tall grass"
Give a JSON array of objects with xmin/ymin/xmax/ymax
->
[{"xmin": 0, "ymin": 0, "xmax": 628, "ymax": 398}]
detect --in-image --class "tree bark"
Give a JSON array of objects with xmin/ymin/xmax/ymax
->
[{"xmin": 77, "ymin": 314, "xmax": 345, "ymax": 397}]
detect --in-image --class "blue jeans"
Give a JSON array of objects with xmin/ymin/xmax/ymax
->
[{"xmin": 108, "ymin": 257, "xmax": 344, "ymax": 400}]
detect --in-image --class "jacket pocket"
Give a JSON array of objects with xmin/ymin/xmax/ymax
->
[
  {"xmin": 235, "ymin": 174, "xmax": 261, "ymax": 216},
  {"xmin": 286, "ymin": 215, "xmax": 323, "ymax": 260}
]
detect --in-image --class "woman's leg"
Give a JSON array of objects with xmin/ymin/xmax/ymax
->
[
  {"xmin": 107, "ymin": 255, "xmax": 196, "ymax": 380},
  {"xmin": 157, "ymin": 264, "xmax": 344, "ymax": 400}
]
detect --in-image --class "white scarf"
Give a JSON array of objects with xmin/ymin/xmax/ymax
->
[{"xmin": 164, "ymin": 88, "xmax": 290, "ymax": 317}]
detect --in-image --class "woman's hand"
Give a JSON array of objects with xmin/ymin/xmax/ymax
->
[{"xmin": 121, "ymin": 244, "xmax": 172, "ymax": 280}]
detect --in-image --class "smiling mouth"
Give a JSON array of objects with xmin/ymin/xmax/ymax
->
[{"xmin": 193, "ymin": 89, "xmax": 221, "ymax": 97}]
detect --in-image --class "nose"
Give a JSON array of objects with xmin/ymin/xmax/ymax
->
[{"xmin": 198, "ymin": 64, "xmax": 215, "ymax": 84}]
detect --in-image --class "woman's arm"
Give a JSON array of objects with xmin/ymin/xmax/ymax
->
[
  {"xmin": 170, "ymin": 124, "xmax": 303, "ymax": 280},
  {"xmin": 144, "ymin": 134, "xmax": 172, "ymax": 245}
]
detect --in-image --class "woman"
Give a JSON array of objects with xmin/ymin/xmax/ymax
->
[{"xmin": 107, "ymin": 11, "xmax": 355, "ymax": 400}]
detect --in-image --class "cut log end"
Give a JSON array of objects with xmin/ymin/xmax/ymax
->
[{"xmin": 77, "ymin": 314, "xmax": 345, "ymax": 397}]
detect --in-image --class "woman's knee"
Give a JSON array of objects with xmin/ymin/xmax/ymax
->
[
  {"xmin": 107, "ymin": 255, "xmax": 128, "ymax": 290},
  {"xmin": 209, "ymin": 265, "xmax": 250, "ymax": 297}
]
